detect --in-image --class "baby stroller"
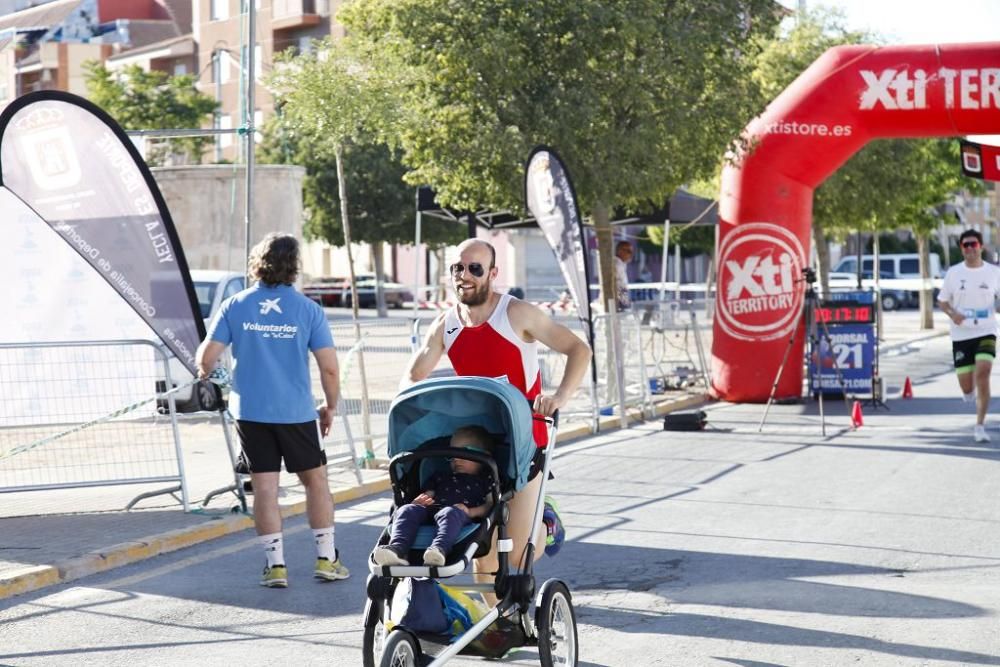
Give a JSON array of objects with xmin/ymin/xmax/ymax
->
[{"xmin": 362, "ymin": 376, "xmax": 578, "ymax": 666}]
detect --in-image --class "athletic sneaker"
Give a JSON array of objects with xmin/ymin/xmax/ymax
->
[
  {"xmin": 372, "ymin": 545, "xmax": 409, "ymax": 567},
  {"xmin": 542, "ymin": 496, "xmax": 566, "ymax": 557},
  {"xmin": 314, "ymin": 551, "xmax": 350, "ymax": 581},
  {"xmin": 423, "ymin": 546, "xmax": 446, "ymax": 566},
  {"xmin": 974, "ymin": 424, "xmax": 991, "ymax": 443},
  {"xmin": 260, "ymin": 564, "xmax": 288, "ymax": 588}
]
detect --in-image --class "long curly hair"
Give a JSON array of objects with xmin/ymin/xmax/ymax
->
[{"xmin": 248, "ymin": 233, "xmax": 300, "ymax": 286}]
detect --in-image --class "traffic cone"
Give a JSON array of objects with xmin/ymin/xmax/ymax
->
[
  {"xmin": 851, "ymin": 400, "xmax": 864, "ymax": 428},
  {"xmin": 902, "ymin": 376, "xmax": 914, "ymax": 399}
]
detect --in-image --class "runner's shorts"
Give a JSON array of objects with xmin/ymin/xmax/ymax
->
[
  {"xmin": 952, "ymin": 334, "xmax": 996, "ymax": 372},
  {"xmin": 235, "ymin": 420, "xmax": 326, "ymax": 473}
]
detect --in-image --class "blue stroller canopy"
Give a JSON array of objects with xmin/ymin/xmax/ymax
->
[{"xmin": 387, "ymin": 377, "xmax": 536, "ymax": 491}]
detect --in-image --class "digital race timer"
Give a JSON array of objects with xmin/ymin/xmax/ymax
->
[{"xmin": 813, "ymin": 300, "xmax": 875, "ymax": 324}]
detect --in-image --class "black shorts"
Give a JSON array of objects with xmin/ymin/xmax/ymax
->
[
  {"xmin": 952, "ymin": 334, "xmax": 997, "ymax": 372},
  {"xmin": 235, "ymin": 420, "xmax": 327, "ymax": 473}
]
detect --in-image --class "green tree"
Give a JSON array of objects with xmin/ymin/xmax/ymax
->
[
  {"xmin": 259, "ymin": 115, "xmax": 462, "ymax": 266},
  {"xmin": 339, "ymin": 0, "xmax": 781, "ymax": 308},
  {"xmin": 83, "ymin": 62, "xmax": 217, "ymax": 166},
  {"xmin": 266, "ymin": 36, "xmax": 407, "ymax": 318}
]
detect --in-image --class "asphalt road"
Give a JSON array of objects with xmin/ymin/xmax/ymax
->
[{"xmin": 2, "ymin": 335, "xmax": 999, "ymax": 666}]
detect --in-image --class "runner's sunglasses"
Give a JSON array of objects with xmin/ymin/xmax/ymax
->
[
  {"xmin": 962, "ymin": 240, "xmax": 981, "ymax": 248},
  {"xmin": 450, "ymin": 262, "xmax": 490, "ymax": 277}
]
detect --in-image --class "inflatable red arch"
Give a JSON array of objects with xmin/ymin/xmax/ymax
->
[{"xmin": 712, "ymin": 42, "xmax": 1000, "ymax": 402}]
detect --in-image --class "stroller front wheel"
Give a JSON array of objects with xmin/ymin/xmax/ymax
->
[
  {"xmin": 536, "ymin": 580, "xmax": 578, "ymax": 667},
  {"xmin": 379, "ymin": 628, "xmax": 422, "ymax": 667}
]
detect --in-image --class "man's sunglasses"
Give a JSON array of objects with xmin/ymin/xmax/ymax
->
[
  {"xmin": 962, "ymin": 240, "xmax": 981, "ymax": 249},
  {"xmin": 450, "ymin": 262, "xmax": 490, "ymax": 278}
]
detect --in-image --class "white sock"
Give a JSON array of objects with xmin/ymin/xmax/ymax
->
[
  {"xmin": 963, "ymin": 391, "xmax": 976, "ymax": 403},
  {"xmin": 313, "ymin": 527, "xmax": 336, "ymax": 561},
  {"xmin": 259, "ymin": 532, "xmax": 284, "ymax": 567}
]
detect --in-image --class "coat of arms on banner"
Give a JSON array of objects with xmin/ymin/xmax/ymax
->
[{"xmin": 17, "ymin": 108, "xmax": 81, "ymax": 192}]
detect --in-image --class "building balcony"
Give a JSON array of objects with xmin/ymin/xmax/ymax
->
[{"xmin": 271, "ymin": 0, "xmax": 322, "ymax": 30}]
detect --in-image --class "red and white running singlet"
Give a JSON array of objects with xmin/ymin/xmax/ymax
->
[{"xmin": 444, "ymin": 293, "xmax": 547, "ymax": 446}]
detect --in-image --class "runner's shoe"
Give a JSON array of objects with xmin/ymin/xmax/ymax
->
[
  {"xmin": 974, "ymin": 424, "xmax": 991, "ymax": 443},
  {"xmin": 542, "ymin": 496, "xmax": 565, "ymax": 556},
  {"xmin": 314, "ymin": 551, "xmax": 350, "ymax": 581},
  {"xmin": 260, "ymin": 564, "xmax": 288, "ymax": 588}
]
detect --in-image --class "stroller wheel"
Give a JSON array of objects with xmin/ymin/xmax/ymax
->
[
  {"xmin": 379, "ymin": 629, "xmax": 422, "ymax": 667},
  {"xmin": 362, "ymin": 598, "xmax": 388, "ymax": 667},
  {"xmin": 536, "ymin": 581, "xmax": 578, "ymax": 667}
]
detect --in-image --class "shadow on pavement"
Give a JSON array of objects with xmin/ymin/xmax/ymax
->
[
  {"xmin": 552, "ymin": 543, "xmax": 984, "ymax": 621},
  {"xmin": 581, "ymin": 607, "xmax": 1000, "ymax": 665}
]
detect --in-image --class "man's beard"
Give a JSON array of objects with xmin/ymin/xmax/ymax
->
[{"xmin": 456, "ymin": 281, "xmax": 490, "ymax": 306}]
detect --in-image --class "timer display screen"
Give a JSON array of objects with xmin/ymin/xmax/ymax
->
[{"xmin": 813, "ymin": 301, "xmax": 875, "ymax": 324}]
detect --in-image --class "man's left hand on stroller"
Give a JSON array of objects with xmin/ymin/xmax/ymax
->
[{"xmin": 532, "ymin": 392, "xmax": 565, "ymax": 416}]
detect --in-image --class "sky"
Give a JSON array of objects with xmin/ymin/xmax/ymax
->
[{"xmin": 775, "ymin": 0, "xmax": 1000, "ymax": 45}]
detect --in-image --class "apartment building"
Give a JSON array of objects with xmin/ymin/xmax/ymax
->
[
  {"xmin": 0, "ymin": 0, "xmax": 188, "ymax": 106},
  {"xmin": 192, "ymin": 0, "xmax": 344, "ymax": 161}
]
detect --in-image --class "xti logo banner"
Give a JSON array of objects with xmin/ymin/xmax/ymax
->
[{"xmin": 716, "ymin": 222, "xmax": 806, "ymax": 342}]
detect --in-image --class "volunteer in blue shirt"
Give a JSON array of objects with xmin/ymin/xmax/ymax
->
[{"xmin": 196, "ymin": 233, "xmax": 348, "ymax": 588}]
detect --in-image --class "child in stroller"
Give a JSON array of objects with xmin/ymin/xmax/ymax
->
[{"xmin": 373, "ymin": 425, "xmax": 495, "ymax": 568}]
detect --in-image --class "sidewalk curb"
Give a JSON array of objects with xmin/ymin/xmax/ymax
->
[
  {"xmin": 0, "ymin": 477, "xmax": 394, "ymax": 601},
  {"xmin": 0, "ymin": 396, "xmax": 706, "ymax": 601}
]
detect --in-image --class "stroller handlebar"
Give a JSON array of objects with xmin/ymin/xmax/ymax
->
[{"xmin": 533, "ymin": 410, "xmax": 559, "ymax": 428}]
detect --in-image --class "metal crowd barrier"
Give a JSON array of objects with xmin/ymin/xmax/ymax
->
[
  {"xmin": 317, "ymin": 318, "xmax": 419, "ymax": 470},
  {"xmin": 0, "ymin": 340, "xmax": 192, "ymax": 510},
  {"xmin": 641, "ymin": 300, "xmax": 712, "ymax": 392}
]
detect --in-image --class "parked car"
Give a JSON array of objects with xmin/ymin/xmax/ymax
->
[
  {"xmin": 191, "ymin": 270, "xmax": 246, "ymax": 319},
  {"xmin": 304, "ymin": 273, "xmax": 412, "ymax": 309},
  {"xmin": 302, "ymin": 276, "xmax": 346, "ymax": 307},
  {"xmin": 833, "ymin": 252, "xmax": 944, "ymax": 308},
  {"xmin": 827, "ymin": 271, "xmax": 911, "ymax": 311},
  {"xmin": 157, "ymin": 270, "xmax": 244, "ymax": 413},
  {"xmin": 833, "ymin": 253, "xmax": 943, "ymax": 279}
]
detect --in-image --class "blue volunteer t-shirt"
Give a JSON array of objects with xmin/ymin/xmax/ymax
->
[{"xmin": 207, "ymin": 283, "xmax": 333, "ymax": 423}]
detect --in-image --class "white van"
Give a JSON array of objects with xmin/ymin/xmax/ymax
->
[{"xmin": 832, "ymin": 253, "xmax": 942, "ymax": 279}]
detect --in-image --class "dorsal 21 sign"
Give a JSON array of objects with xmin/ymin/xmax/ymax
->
[{"xmin": 961, "ymin": 139, "xmax": 1000, "ymax": 182}]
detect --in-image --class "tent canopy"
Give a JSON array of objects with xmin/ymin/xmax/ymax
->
[{"xmin": 416, "ymin": 185, "xmax": 718, "ymax": 233}]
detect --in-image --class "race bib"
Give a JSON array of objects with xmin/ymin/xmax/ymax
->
[{"xmin": 961, "ymin": 308, "xmax": 990, "ymax": 325}]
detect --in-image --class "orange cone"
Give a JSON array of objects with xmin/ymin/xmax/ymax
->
[
  {"xmin": 851, "ymin": 400, "xmax": 864, "ymax": 428},
  {"xmin": 902, "ymin": 376, "xmax": 914, "ymax": 399}
]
